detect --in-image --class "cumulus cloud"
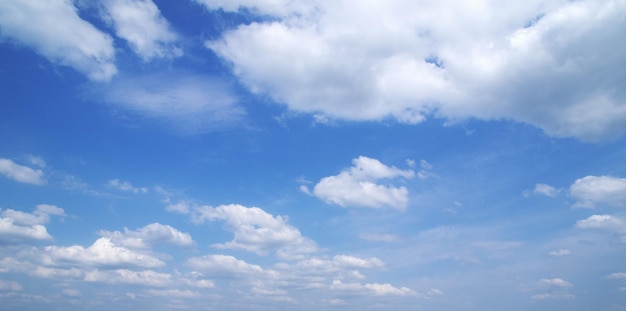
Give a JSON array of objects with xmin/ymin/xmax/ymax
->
[
  {"xmin": 0, "ymin": 0, "xmax": 116, "ymax": 81},
  {"xmin": 533, "ymin": 183, "xmax": 560, "ymax": 197},
  {"xmin": 0, "ymin": 158, "xmax": 46, "ymax": 185},
  {"xmin": 311, "ymin": 156, "xmax": 415, "ymax": 209},
  {"xmin": 187, "ymin": 254, "xmax": 269, "ymax": 276},
  {"xmin": 43, "ymin": 237, "xmax": 165, "ymax": 268},
  {"xmin": 107, "ymin": 179, "xmax": 148, "ymax": 194},
  {"xmin": 203, "ymin": 0, "xmax": 626, "ymax": 141},
  {"xmin": 548, "ymin": 249, "xmax": 571, "ymax": 257},
  {"xmin": 97, "ymin": 0, "xmax": 179, "ymax": 60},
  {"xmin": 84, "ymin": 269, "xmax": 172, "ymax": 287},
  {"xmin": 532, "ymin": 278, "xmax": 575, "ymax": 300},
  {"xmin": 330, "ymin": 280, "xmax": 415, "ymax": 296},
  {"xmin": 191, "ymin": 204, "xmax": 317, "ymax": 259},
  {"xmin": 576, "ymin": 214, "xmax": 626, "ymax": 242},
  {"xmin": 0, "ymin": 204, "xmax": 65, "ymax": 243},
  {"xmin": 98, "ymin": 72, "xmax": 244, "ymax": 133},
  {"xmin": 570, "ymin": 175, "xmax": 626, "ymax": 208},
  {"xmin": 99, "ymin": 223, "xmax": 194, "ymax": 248}
]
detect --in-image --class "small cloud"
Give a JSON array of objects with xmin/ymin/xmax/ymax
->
[
  {"xmin": 608, "ymin": 272, "xmax": 626, "ymax": 279},
  {"xmin": 570, "ymin": 175, "xmax": 626, "ymax": 208},
  {"xmin": 533, "ymin": 183, "xmax": 560, "ymax": 197},
  {"xmin": 359, "ymin": 233, "xmax": 398, "ymax": 242},
  {"xmin": 107, "ymin": 179, "xmax": 148, "ymax": 194},
  {"xmin": 539, "ymin": 278, "xmax": 572, "ymax": 288},
  {"xmin": 548, "ymin": 249, "xmax": 571, "ymax": 256},
  {"xmin": 0, "ymin": 158, "xmax": 46, "ymax": 185}
]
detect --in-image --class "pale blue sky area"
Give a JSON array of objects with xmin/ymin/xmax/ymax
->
[{"xmin": 1, "ymin": 1, "xmax": 626, "ymax": 310}]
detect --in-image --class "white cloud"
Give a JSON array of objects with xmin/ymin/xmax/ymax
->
[
  {"xmin": 191, "ymin": 204, "xmax": 317, "ymax": 259},
  {"xmin": 107, "ymin": 179, "xmax": 148, "ymax": 193},
  {"xmin": 333, "ymin": 255, "xmax": 384, "ymax": 269},
  {"xmin": 608, "ymin": 272, "xmax": 626, "ymax": 280},
  {"xmin": 531, "ymin": 293, "xmax": 575, "ymax": 300},
  {"xmin": 204, "ymin": 0, "xmax": 626, "ymax": 141},
  {"xmin": 533, "ymin": 183, "xmax": 560, "ymax": 197},
  {"xmin": 44, "ymin": 237, "xmax": 165, "ymax": 268},
  {"xmin": 0, "ymin": 0, "xmax": 116, "ymax": 81},
  {"xmin": 576, "ymin": 214, "xmax": 626, "ymax": 242},
  {"xmin": 144, "ymin": 289, "xmax": 201, "ymax": 298},
  {"xmin": 359, "ymin": 233, "xmax": 398, "ymax": 243},
  {"xmin": 99, "ymin": 72, "xmax": 244, "ymax": 133},
  {"xmin": 0, "ymin": 205, "xmax": 65, "ymax": 243},
  {"xmin": 187, "ymin": 254, "xmax": 269, "ymax": 276},
  {"xmin": 312, "ymin": 156, "xmax": 414, "ymax": 209},
  {"xmin": 0, "ymin": 280, "xmax": 22, "ymax": 291},
  {"xmin": 570, "ymin": 175, "xmax": 626, "ymax": 208},
  {"xmin": 98, "ymin": 0, "xmax": 179, "ymax": 60},
  {"xmin": 0, "ymin": 158, "xmax": 46, "ymax": 185},
  {"xmin": 99, "ymin": 223, "xmax": 194, "ymax": 248},
  {"xmin": 548, "ymin": 249, "xmax": 571, "ymax": 257},
  {"xmin": 330, "ymin": 280, "xmax": 415, "ymax": 296},
  {"xmin": 84, "ymin": 269, "xmax": 172, "ymax": 287},
  {"xmin": 539, "ymin": 278, "xmax": 572, "ymax": 288}
]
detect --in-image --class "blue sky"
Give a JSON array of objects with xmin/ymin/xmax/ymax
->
[{"xmin": 1, "ymin": 0, "xmax": 626, "ymax": 310}]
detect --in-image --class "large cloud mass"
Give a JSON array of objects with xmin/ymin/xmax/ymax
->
[{"xmin": 203, "ymin": 0, "xmax": 626, "ymax": 141}]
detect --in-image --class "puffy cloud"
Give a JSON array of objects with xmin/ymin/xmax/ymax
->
[
  {"xmin": 97, "ymin": 0, "xmax": 179, "ymax": 60},
  {"xmin": 332, "ymin": 255, "xmax": 384, "ymax": 269},
  {"xmin": 107, "ymin": 179, "xmax": 148, "ymax": 194},
  {"xmin": 608, "ymin": 272, "xmax": 626, "ymax": 280},
  {"xmin": 187, "ymin": 254, "xmax": 269, "ymax": 276},
  {"xmin": 0, "ymin": 158, "xmax": 46, "ymax": 185},
  {"xmin": 532, "ymin": 278, "xmax": 575, "ymax": 300},
  {"xmin": 204, "ymin": 0, "xmax": 626, "ymax": 141},
  {"xmin": 539, "ymin": 278, "xmax": 572, "ymax": 288},
  {"xmin": 533, "ymin": 183, "xmax": 560, "ymax": 197},
  {"xmin": 0, "ymin": 205, "xmax": 65, "ymax": 243},
  {"xmin": 330, "ymin": 280, "xmax": 415, "ymax": 296},
  {"xmin": 0, "ymin": 280, "xmax": 22, "ymax": 291},
  {"xmin": 576, "ymin": 214, "xmax": 626, "ymax": 242},
  {"xmin": 98, "ymin": 72, "xmax": 244, "ymax": 134},
  {"xmin": 44, "ymin": 237, "xmax": 165, "ymax": 268},
  {"xmin": 84, "ymin": 269, "xmax": 172, "ymax": 287},
  {"xmin": 311, "ymin": 156, "xmax": 414, "ymax": 209},
  {"xmin": 570, "ymin": 175, "xmax": 626, "ymax": 208},
  {"xmin": 99, "ymin": 223, "xmax": 194, "ymax": 248},
  {"xmin": 191, "ymin": 204, "xmax": 317, "ymax": 259},
  {"xmin": 548, "ymin": 249, "xmax": 571, "ymax": 257},
  {"xmin": 0, "ymin": 0, "xmax": 116, "ymax": 81}
]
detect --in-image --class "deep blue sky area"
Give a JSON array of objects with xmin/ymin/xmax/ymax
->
[{"xmin": 1, "ymin": 1, "xmax": 626, "ymax": 310}]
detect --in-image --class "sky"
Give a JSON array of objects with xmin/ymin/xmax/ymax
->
[{"xmin": 0, "ymin": 0, "xmax": 626, "ymax": 310}]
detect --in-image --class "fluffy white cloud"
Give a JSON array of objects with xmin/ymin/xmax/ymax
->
[
  {"xmin": 332, "ymin": 255, "xmax": 384, "ymax": 269},
  {"xmin": 99, "ymin": 223, "xmax": 194, "ymax": 248},
  {"xmin": 204, "ymin": 0, "xmax": 626, "ymax": 141},
  {"xmin": 0, "ymin": 158, "xmax": 46, "ymax": 185},
  {"xmin": 191, "ymin": 204, "xmax": 317, "ymax": 259},
  {"xmin": 0, "ymin": 280, "xmax": 22, "ymax": 291},
  {"xmin": 98, "ymin": 0, "xmax": 179, "ymax": 60},
  {"xmin": 0, "ymin": 205, "xmax": 65, "ymax": 243},
  {"xmin": 187, "ymin": 254, "xmax": 269, "ymax": 276},
  {"xmin": 532, "ymin": 278, "xmax": 575, "ymax": 300},
  {"xmin": 576, "ymin": 214, "xmax": 626, "ymax": 242},
  {"xmin": 533, "ymin": 183, "xmax": 560, "ymax": 197},
  {"xmin": 311, "ymin": 156, "xmax": 414, "ymax": 209},
  {"xmin": 84, "ymin": 269, "xmax": 172, "ymax": 287},
  {"xmin": 44, "ymin": 237, "xmax": 165, "ymax": 268},
  {"xmin": 539, "ymin": 278, "xmax": 572, "ymax": 288},
  {"xmin": 330, "ymin": 280, "xmax": 415, "ymax": 296},
  {"xmin": 570, "ymin": 175, "xmax": 626, "ymax": 208},
  {"xmin": 99, "ymin": 72, "xmax": 244, "ymax": 133},
  {"xmin": 107, "ymin": 179, "xmax": 148, "ymax": 193},
  {"xmin": 548, "ymin": 249, "xmax": 571, "ymax": 257},
  {"xmin": 0, "ymin": 0, "xmax": 116, "ymax": 81}
]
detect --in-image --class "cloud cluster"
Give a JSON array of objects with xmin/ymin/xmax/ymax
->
[
  {"xmin": 310, "ymin": 156, "xmax": 415, "ymax": 209},
  {"xmin": 203, "ymin": 0, "xmax": 626, "ymax": 141},
  {"xmin": 191, "ymin": 204, "xmax": 317, "ymax": 259},
  {"xmin": 0, "ymin": 205, "xmax": 64, "ymax": 244},
  {"xmin": 0, "ymin": 158, "xmax": 46, "ymax": 185},
  {"xmin": 570, "ymin": 175, "xmax": 626, "ymax": 208}
]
